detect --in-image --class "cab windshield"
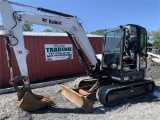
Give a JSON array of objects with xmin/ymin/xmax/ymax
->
[{"xmin": 103, "ymin": 29, "xmax": 123, "ymax": 68}]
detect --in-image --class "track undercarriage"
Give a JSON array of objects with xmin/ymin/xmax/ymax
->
[{"xmin": 61, "ymin": 77, "xmax": 155, "ymax": 112}]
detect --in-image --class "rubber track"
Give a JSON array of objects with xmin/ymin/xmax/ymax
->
[{"xmin": 96, "ymin": 80, "xmax": 155, "ymax": 106}]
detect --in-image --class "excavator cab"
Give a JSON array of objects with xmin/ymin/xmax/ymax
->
[{"xmin": 102, "ymin": 24, "xmax": 148, "ymax": 82}]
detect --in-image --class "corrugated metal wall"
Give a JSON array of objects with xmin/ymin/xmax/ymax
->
[{"xmin": 0, "ymin": 35, "xmax": 102, "ymax": 87}]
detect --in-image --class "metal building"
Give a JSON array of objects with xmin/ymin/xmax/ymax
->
[{"xmin": 0, "ymin": 32, "xmax": 102, "ymax": 87}]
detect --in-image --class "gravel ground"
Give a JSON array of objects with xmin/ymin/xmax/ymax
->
[{"xmin": 0, "ymin": 60, "xmax": 160, "ymax": 120}]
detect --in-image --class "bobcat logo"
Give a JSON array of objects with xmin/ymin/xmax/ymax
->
[{"xmin": 42, "ymin": 18, "xmax": 47, "ymax": 23}]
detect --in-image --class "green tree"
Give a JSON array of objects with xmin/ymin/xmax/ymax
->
[
  {"xmin": 52, "ymin": 28, "xmax": 64, "ymax": 33},
  {"xmin": 151, "ymin": 29, "xmax": 160, "ymax": 40},
  {"xmin": 147, "ymin": 42, "xmax": 152, "ymax": 47},
  {"xmin": 43, "ymin": 28, "xmax": 64, "ymax": 33},
  {"xmin": 152, "ymin": 40, "xmax": 160, "ymax": 49},
  {"xmin": 151, "ymin": 29, "xmax": 160, "ymax": 49},
  {"xmin": 0, "ymin": 25, "xmax": 4, "ymax": 30},
  {"xmin": 90, "ymin": 29, "xmax": 105, "ymax": 36},
  {"xmin": 43, "ymin": 29, "xmax": 52, "ymax": 32},
  {"xmin": 22, "ymin": 23, "xmax": 33, "ymax": 31}
]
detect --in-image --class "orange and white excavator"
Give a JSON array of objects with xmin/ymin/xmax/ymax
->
[{"xmin": 0, "ymin": 0, "xmax": 155, "ymax": 112}]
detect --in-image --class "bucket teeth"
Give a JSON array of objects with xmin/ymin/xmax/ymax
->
[{"xmin": 61, "ymin": 84, "xmax": 94, "ymax": 112}]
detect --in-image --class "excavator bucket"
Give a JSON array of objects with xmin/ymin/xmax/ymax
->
[
  {"xmin": 61, "ymin": 84, "xmax": 94, "ymax": 112},
  {"xmin": 19, "ymin": 92, "xmax": 53, "ymax": 112},
  {"xmin": 9, "ymin": 76, "xmax": 53, "ymax": 112}
]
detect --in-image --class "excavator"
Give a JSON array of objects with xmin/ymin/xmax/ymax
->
[{"xmin": 0, "ymin": 0, "xmax": 155, "ymax": 112}]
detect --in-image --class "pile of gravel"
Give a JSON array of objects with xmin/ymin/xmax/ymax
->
[{"xmin": 146, "ymin": 58, "xmax": 160, "ymax": 80}]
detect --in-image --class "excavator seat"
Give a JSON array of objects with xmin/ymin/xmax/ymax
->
[{"xmin": 10, "ymin": 75, "xmax": 53, "ymax": 112}]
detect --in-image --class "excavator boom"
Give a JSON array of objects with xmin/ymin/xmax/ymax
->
[{"xmin": 0, "ymin": 0, "xmax": 99, "ymax": 111}]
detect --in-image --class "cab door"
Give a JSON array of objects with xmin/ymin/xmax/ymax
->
[{"xmin": 139, "ymin": 28, "xmax": 147, "ymax": 70}]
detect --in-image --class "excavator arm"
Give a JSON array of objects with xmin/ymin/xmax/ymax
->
[
  {"xmin": 0, "ymin": 0, "xmax": 99, "ymax": 79},
  {"xmin": 0, "ymin": 0, "xmax": 99, "ymax": 111}
]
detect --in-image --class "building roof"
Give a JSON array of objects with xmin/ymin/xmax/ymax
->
[{"xmin": 0, "ymin": 31, "xmax": 102, "ymax": 38}]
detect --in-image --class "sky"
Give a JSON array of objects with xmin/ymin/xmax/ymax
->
[{"xmin": 0, "ymin": 0, "xmax": 160, "ymax": 32}]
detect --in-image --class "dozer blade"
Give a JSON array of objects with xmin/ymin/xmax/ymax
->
[
  {"xmin": 61, "ymin": 84, "xmax": 94, "ymax": 112},
  {"xmin": 19, "ymin": 92, "xmax": 54, "ymax": 112}
]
